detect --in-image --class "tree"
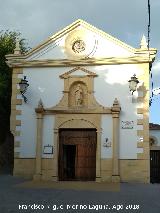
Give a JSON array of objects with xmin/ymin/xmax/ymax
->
[{"xmin": 0, "ymin": 30, "xmax": 29, "ymax": 171}]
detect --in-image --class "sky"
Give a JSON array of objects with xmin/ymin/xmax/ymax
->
[{"xmin": 0, "ymin": 0, "xmax": 160, "ymax": 124}]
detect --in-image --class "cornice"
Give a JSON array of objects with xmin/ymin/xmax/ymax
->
[
  {"xmin": 5, "ymin": 19, "xmax": 157, "ymax": 68},
  {"xmin": 6, "ymin": 54, "xmax": 157, "ymax": 68},
  {"xmin": 36, "ymin": 107, "xmax": 112, "ymax": 115}
]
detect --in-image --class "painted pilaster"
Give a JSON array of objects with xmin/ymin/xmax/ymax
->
[
  {"xmin": 111, "ymin": 98, "xmax": 121, "ymax": 182},
  {"xmin": 52, "ymin": 128, "xmax": 58, "ymax": 181},
  {"xmin": 96, "ymin": 129, "xmax": 102, "ymax": 182},
  {"xmin": 33, "ymin": 100, "xmax": 44, "ymax": 180}
]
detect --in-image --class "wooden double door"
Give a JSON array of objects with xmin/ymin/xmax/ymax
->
[
  {"xmin": 150, "ymin": 150, "xmax": 160, "ymax": 183},
  {"xmin": 58, "ymin": 129, "xmax": 97, "ymax": 181}
]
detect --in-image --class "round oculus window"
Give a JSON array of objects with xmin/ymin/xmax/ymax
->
[{"xmin": 72, "ymin": 39, "xmax": 86, "ymax": 54}]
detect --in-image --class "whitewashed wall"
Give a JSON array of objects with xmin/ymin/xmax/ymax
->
[
  {"xmin": 16, "ymin": 68, "xmax": 66, "ymax": 158},
  {"xmin": 93, "ymin": 64, "xmax": 144, "ymax": 159},
  {"xmin": 42, "ymin": 115, "xmax": 55, "ymax": 158},
  {"xmin": 16, "ymin": 63, "xmax": 144, "ymax": 159},
  {"xmin": 101, "ymin": 115, "xmax": 112, "ymax": 158}
]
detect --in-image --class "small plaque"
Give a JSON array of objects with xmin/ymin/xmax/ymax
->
[
  {"xmin": 43, "ymin": 145, "xmax": 53, "ymax": 154},
  {"xmin": 122, "ymin": 121, "xmax": 134, "ymax": 129}
]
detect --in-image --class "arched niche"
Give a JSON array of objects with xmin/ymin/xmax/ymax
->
[{"xmin": 68, "ymin": 81, "xmax": 88, "ymax": 107}]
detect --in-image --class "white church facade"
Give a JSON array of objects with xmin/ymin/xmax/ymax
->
[{"xmin": 6, "ymin": 20, "xmax": 157, "ymax": 182}]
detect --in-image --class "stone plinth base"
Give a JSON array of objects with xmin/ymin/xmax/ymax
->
[
  {"xmin": 96, "ymin": 177, "xmax": 101, "ymax": 182},
  {"xmin": 112, "ymin": 175, "xmax": 120, "ymax": 183},
  {"xmin": 52, "ymin": 176, "xmax": 58, "ymax": 181},
  {"xmin": 33, "ymin": 174, "xmax": 42, "ymax": 181}
]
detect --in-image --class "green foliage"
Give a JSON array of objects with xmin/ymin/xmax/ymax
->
[{"xmin": 0, "ymin": 30, "xmax": 29, "ymax": 144}]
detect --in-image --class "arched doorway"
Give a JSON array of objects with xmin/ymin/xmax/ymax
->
[{"xmin": 58, "ymin": 128, "xmax": 97, "ymax": 181}]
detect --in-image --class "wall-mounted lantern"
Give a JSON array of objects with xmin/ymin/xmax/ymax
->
[
  {"xmin": 19, "ymin": 76, "xmax": 29, "ymax": 103},
  {"xmin": 128, "ymin": 74, "xmax": 139, "ymax": 95}
]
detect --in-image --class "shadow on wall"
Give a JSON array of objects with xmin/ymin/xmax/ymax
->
[{"xmin": 0, "ymin": 132, "xmax": 14, "ymax": 174}]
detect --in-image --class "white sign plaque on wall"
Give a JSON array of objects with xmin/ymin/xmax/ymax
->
[
  {"xmin": 43, "ymin": 145, "xmax": 53, "ymax": 154},
  {"xmin": 121, "ymin": 121, "xmax": 134, "ymax": 129}
]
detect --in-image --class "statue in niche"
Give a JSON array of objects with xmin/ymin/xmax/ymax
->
[{"xmin": 75, "ymin": 84, "xmax": 83, "ymax": 106}]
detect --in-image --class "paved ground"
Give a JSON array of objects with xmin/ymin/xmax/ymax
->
[
  {"xmin": 15, "ymin": 179, "xmax": 120, "ymax": 191},
  {"xmin": 0, "ymin": 175, "xmax": 160, "ymax": 213}
]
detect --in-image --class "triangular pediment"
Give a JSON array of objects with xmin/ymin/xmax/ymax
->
[
  {"xmin": 60, "ymin": 67, "xmax": 97, "ymax": 79},
  {"xmin": 16, "ymin": 19, "xmax": 138, "ymax": 61},
  {"xmin": 6, "ymin": 19, "xmax": 157, "ymax": 67},
  {"xmin": 27, "ymin": 19, "xmax": 136, "ymax": 61}
]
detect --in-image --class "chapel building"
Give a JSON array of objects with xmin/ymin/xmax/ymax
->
[{"xmin": 6, "ymin": 20, "xmax": 157, "ymax": 183}]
